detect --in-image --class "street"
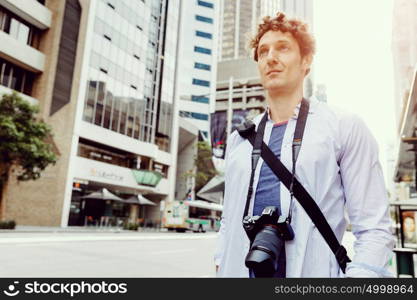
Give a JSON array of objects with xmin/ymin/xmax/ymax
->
[
  {"xmin": 0, "ymin": 231, "xmax": 217, "ymax": 277},
  {"xmin": 0, "ymin": 229, "xmax": 396, "ymax": 277}
]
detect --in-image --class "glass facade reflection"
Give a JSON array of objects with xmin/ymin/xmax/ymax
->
[
  {"xmin": 82, "ymin": 0, "xmax": 179, "ymax": 152},
  {"xmin": 155, "ymin": 0, "xmax": 179, "ymax": 152}
]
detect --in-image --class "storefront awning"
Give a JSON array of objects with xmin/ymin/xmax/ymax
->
[
  {"xmin": 123, "ymin": 194, "xmax": 156, "ymax": 206},
  {"xmin": 81, "ymin": 188, "xmax": 124, "ymax": 201},
  {"xmin": 196, "ymin": 175, "xmax": 224, "ymax": 204},
  {"xmin": 185, "ymin": 200, "xmax": 223, "ymax": 212}
]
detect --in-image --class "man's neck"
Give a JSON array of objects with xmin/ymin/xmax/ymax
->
[{"xmin": 266, "ymin": 88, "xmax": 304, "ymax": 124}]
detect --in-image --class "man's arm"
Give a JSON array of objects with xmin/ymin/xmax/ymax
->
[
  {"xmin": 213, "ymin": 131, "xmax": 240, "ymax": 273},
  {"xmin": 339, "ymin": 114, "xmax": 395, "ymax": 277},
  {"xmin": 214, "ymin": 214, "xmax": 226, "ymax": 272}
]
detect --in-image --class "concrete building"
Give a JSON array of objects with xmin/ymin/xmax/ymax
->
[
  {"xmin": 1, "ymin": 0, "xmax": 188, "ymax": 227},
  {"xmin": 210, "ymin": 59, "xmax": 265, "ymax": 159},
  {"xmin": 0, "ymin": 0, "xmax": 80, "ymax": 226}
]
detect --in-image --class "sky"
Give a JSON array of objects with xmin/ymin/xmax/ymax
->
[{"xmin": 313, "ymin": 0, "xmax": 397, "ymax": 187}]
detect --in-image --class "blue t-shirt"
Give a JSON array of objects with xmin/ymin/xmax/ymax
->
[{"xmin": 250, "ymin": 121, "xmax": 287, "ymax": 278}]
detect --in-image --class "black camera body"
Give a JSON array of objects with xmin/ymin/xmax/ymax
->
[{"xmin": 243, "ymin": 206, "xmax": 294, "ymax": 277}]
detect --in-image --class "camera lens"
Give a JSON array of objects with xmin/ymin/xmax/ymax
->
[{"xmin": 245, "ymin": 226, "xmax": 285, "ymax": 277}]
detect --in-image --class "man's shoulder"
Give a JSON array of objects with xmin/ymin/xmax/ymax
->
[
  {"xmin": 311, "ymin": 98, "xmax": 363, "ymax": 128},
  {"xmin": 251, "ymin": 111, "xmax": 266, "ymax": 126},
  {"xmin": 312, "ymin": 99, "xmax": 374, "ymax": 148}
]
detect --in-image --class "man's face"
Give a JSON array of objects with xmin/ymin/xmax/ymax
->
[
  {"xmin": 256, "ymin": 30, "xmax": 311, "ymax": 94},
  {"xmin": 404, "ymin": 217, "xmax": 415, "ymax": 233}
]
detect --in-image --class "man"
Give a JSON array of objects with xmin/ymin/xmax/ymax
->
[
  {"xmin": 402, "ymin": 212, "xmax": 417, "ymax": 245},
  {"xmin": 214, "ymin": 12, "xmax": 395, "ymax": 277}
]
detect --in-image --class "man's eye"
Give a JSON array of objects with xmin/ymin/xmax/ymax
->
[
  {"xmin": 258, "ymin": 49, "xmax": 267, "ymax": 57},
  {"xmin": 279, "ymin": 45, "xmax": 289, "ymax": 51}
]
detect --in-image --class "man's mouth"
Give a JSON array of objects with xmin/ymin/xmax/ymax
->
[{"xmin": 267, "ymin": 70, "xmax": 282, "ymax": 76}]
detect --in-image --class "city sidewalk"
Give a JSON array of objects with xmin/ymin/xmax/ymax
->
[{"xmin": 0, "ymin": 225, "xmax": 167, "ymax": 234}]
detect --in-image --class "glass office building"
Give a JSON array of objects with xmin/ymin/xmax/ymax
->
[
  {"xmin": 66, "ymin": 0, "xmax": 181, "ymax": 226},
  {"xmin": 82, "ymin": 0, "xmax": 177, "ymax": 152}
]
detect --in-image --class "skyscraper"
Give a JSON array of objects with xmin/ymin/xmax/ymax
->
[
  {"xmin": 281, "ymin": 0, "xmax": 313, "ymax": 25},
  {"xmin": 177, "ymin": 0, "xmax": 220, "ymax": 140},
  {"xmin": 218, "ymin": 0, "xmax": 281, "ymax": 61}
]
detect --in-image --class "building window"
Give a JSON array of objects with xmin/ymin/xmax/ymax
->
[
  {"xmin": 192, "ymin": 78, "xmax": 210, "ymax": 87},
  {"xmin": 197, "ymin": 0, "xmax": 214, "ymax": 8},
  {"xmin": 0, "ymin": 58, "xmax": 34, "ymax": 95},
  {"xmin": 191, "ymin": 95, "xmax": 209, "ymax": 104},
  {"xmin": 194, "ymin": 62, "xmax": 211, "ymax": 71},
  {"xmin": 196, "ymin": 30, "xmax": 212, "ymax": 39},
  {"xmin": 179, "ymin": 111, "xmax": 191, "ymax": 118},
  {"xmin": 0, "ymin": 7, "xmax": 39, "ymax": 48},
  {"xmin": 192, "ymin": 112, "xmax": 209, "ymax": 121},
  {"xmin": 152, "ymin": 162, "xmax": 169, "ymax": 178},
  {"xmin": 194, "ymin": 46, "xmax": 211, "ymax": 55},
  {"xmin": 200, "ymin": 130, "xmax": 209, "ymax": 139},
  {"xmin": 180, "ymin": 111, "xmax": 209, "ymax": 121},
  {"xmin": 77, "ymin": 138, "xmax": 151, "ymax": 170},
  {"xmin": 195, "ymin": 15, "xmax": 213, "ymax": 24}
]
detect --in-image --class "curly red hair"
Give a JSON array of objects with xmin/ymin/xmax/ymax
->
[{"xmin": 250, "ymin": 12, "xmax": 316, "ymax": 62}]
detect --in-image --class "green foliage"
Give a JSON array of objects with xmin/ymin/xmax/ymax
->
[
  {"xmin": 194, "ymin": 141, "xmax": 218, "ymax": 192},
  {"xmin": 0, "ymin": 220, "xmax": 16, "ymax": 229},
  {"xmin": 0, "ymin": 92, "xmax": 57, "ymax": 188},
  {"xmin": 123, "ymin": 223, "xmax": 139, "ymax": 231}
]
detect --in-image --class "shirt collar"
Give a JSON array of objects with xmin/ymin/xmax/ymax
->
[{"xmin": 266, "ymin": 98, "xmax": 316, "ymax": 123}]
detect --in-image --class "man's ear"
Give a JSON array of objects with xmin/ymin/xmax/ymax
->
[{"xmin": 303, "ymin": 55, "xmax": 313, "ymax": 76}]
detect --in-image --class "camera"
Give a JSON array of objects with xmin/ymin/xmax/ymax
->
[{"xmin": 243, "ymin": 206, "xmax": 294, "ymax": 277}]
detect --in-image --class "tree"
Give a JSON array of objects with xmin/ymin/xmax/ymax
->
[
  {"xmin": 194, "ymin": 141, "xmax": 219, "ymax": 192},
  {"xmin": 0, "ymin": 92, "xmax": 58, "ymax": 217}
]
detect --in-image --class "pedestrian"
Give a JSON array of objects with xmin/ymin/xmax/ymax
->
[{"xmin": 214, "ymin": 12, "xmax": 395, "ymax": 277}]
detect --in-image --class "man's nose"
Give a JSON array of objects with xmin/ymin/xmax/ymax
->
[{"xmin": 266, "ymin": 49, "xmax": 279, "ymax": 65}]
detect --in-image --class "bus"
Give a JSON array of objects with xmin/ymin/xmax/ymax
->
[{"xmin": 162, "ymin": 200, "xmax": 223, "ymax": 232}]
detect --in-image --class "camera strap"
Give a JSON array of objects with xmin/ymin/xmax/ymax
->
[
  {"xmin": 237, "ymin": 98, "xmax": 351, "ymax": 273},
  {"xmin": 242, "ymin": 98, "xmax": 309, "ymax": 219}
]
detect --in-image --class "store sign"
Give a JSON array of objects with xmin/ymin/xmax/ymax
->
[
  {"xmin": 73, "ymin": 157, "xmax": 168, "ymax": 195},
  {"xmin": 131, "ymin": 170, "xmax": 162, "ymax": 187},
  {"xmin": 90, "ymin": 168, "xmax": 124, "ymax": 182},
  {"xmin": 74, "ymin": 157, "xmax": 137, "ymax": 187}
]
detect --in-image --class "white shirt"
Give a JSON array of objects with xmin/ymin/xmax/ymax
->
[{"xmin": 214, "ymin": 98, "xmax": 395, "ymax": 277}]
